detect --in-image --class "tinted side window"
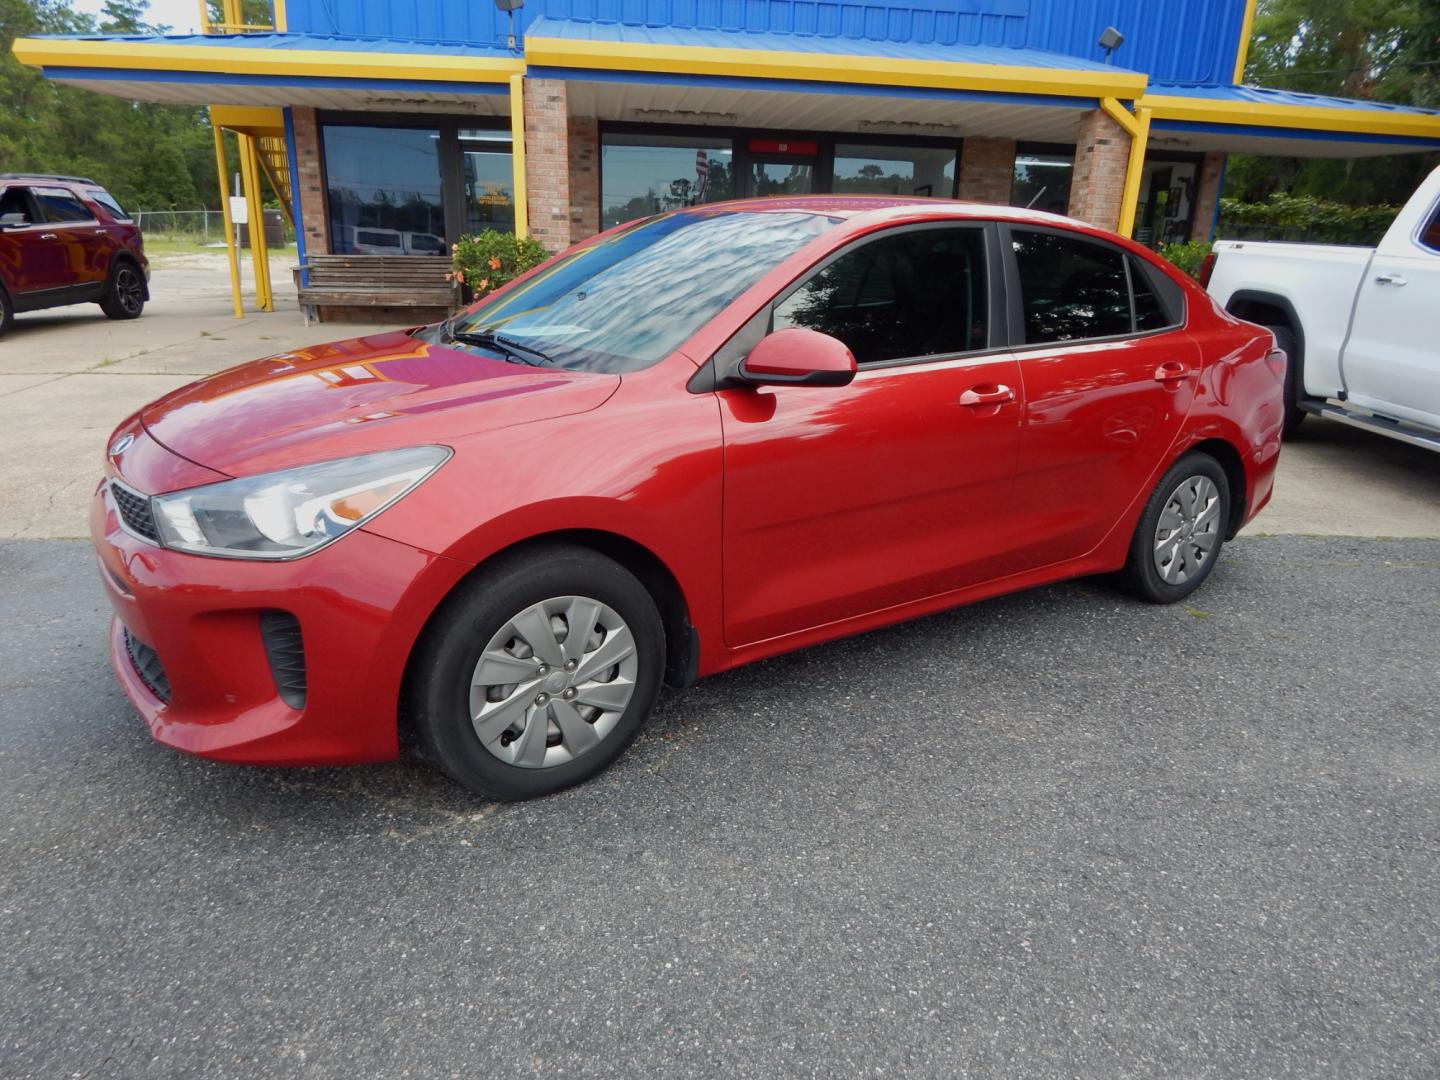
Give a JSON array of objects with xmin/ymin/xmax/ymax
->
[
  {"xmin": 1420, "ymin": 202, "xmax": 1440, "ymax": 254},
  {"xmin": 0, "ymin": 186, "xmax": 36, "ymax": 224},
  {"xmin": 774, "ymin": 227, "xmax": 987, "ymax": 365},
  {"xmin": 1012, "ymin": 230, "xmax": 1131, "ymax": 344},
  {"xmin": 33, "ymin": 188, "xmax": 93, "ymax": 224}
]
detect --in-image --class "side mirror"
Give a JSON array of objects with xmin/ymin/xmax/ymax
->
[
  {"xmin": 0, "ymin": 213, "xmax": 28, "ymax": 229},
  {"xmin": 739, "ymin": 328, "xmax": 857, "ymax": 388}
]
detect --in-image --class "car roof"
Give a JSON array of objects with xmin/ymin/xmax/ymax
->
[
  {"xmin": 692, "ymin": 193, "xmax": 1084, "ymax": 230},
  {"xmin": 0, "ymin": 173, "xmax": 99, "ymax": 186}
]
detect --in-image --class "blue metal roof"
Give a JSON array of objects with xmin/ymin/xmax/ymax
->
[
  {"xmin": 280, "ymin": 0, "xmax": 1248, "ymax": 86},
  {"xmin": 523, "ymin": 16, "xmax": 1140, "ymax": 74},
  {"xmin": 1149, "ymin": 81, "xmax": 1440, "ymax": 118},
  {"xmin": 36, "ymin": 31, "xmax": 516, "ymax": 59}
]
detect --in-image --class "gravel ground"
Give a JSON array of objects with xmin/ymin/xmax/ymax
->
[{"xmin": 1, "ymin": 535, "xmax": 1437, "ymax": 1078}]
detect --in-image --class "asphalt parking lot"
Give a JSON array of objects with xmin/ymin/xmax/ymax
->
[
  {"xmin": 2, "ymin": 534, "xmax": 1437, "ymax": 1077},
  {"xmin": 2, "ymin": 261, "xmax": 1438, "ymax": 1076}
]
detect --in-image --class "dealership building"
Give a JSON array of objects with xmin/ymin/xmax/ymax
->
[{"xmin": 15, "ymin": 0, "xmax": 1440, "ymax": 315}]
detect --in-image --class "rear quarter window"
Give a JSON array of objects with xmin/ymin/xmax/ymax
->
[{"xmin": 86, "ymin": 189, "xmax": 131, "ymax": 222}]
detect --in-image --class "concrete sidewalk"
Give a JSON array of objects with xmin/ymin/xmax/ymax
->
[
  {"xmin": 0, "ymin": 255, "xmax": 390, "ymax": 538},
  {"xmin": 0, "ymin": 255, "xmax": 1436, "ymax": 539}
]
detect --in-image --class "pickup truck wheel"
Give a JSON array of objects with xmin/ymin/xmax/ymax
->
[
  {"xmin": 99, "ymin": 262, "xmax": 145, "ymax": 321},
  {"xmin": 1266, "ymin": 325, "xmax": 1305, "ymax": 436},
  {"xmin": 408, "ymin": 544, "xmax": 665, "ymax": 801},
  {"xmin": 1117, "ymin": 452, "xmax": 1231, "ymax": 604}
]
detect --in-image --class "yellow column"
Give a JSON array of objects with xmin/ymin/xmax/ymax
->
[
  {"xmin": 210, "ymin": 119, "xmax": 244, "ymax": 319},
  {"xmin": 1117, "ymin": 107, "xmax": 1152, "ymax": 239},
  {"xmin": 508, "ymin": 73, "xmax": 529, "ymax": 239},
  {"xmin": 1233, "ymin": 0, "xmax": 1258, "ymax": 83},
  {"xmin": 237, "ymin": 132, "xmax": 273, "ymax": 312}
]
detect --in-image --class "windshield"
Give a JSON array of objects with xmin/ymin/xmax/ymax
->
[{"xmin": 447, "ymin": 208, "xmax": 840, "ymax": 373}]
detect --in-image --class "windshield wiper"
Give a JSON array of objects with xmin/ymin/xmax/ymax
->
[{"xmin": 445, "ymin": 326, "xmax": 555, "ymax": 368}]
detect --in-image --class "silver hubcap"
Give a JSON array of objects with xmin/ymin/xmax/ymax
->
[
  {"xmin": 469, "ymin": 595, "xmax": 637, "ymax": 769},
  {"xmin": 1153, "ymin": 474, "xmax": 1221, "ymax": 585}
]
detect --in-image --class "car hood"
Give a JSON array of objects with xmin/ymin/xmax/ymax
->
[{"xmin": 140, "ymin": 331, "xmax": 621, "ymax": 477}]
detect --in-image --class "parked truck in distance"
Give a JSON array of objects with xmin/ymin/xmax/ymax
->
[{"xmin": 1204, "ymin": 165, "xmax": 1440, "ymax": 452}]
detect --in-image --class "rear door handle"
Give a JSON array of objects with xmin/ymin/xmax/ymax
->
[
  {"xmin": 1153, "ymin": 361, "xmax": 1191, "ymax": 382},
  {"xmin": 1375, "ymin": 273, "xmax": 1407, "ymax": 286},
  {"xmin": 959, "ymin": 384, "xmax": 1015, "ymax": 407}
]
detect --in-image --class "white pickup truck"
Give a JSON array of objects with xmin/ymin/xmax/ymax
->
[{"xmin": 1205, "ymin": 165, "xmax": 1440, "ymax": 452}]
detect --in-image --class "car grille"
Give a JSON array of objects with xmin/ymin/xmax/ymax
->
[
  {"xmin": 260, "ymin": 611, "xmax": 307, "ymax": 710},
  {"xmin": 124, "ymin": 630, "xmax": 171, "ymax": 703},
  {"xmin": 111, "ymin": 480, "xmax": 160, "ymax": 544}
]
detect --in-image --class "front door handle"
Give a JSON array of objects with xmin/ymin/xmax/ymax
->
[
  {"xmin": 1153, "ymin": 361, "xmax": 1191, "ymax": 382},
  {"xmin": 38, "ymin": 232, "xmax": 58, "ymax": 240},
  {"xmin": 959, "ymin": 384, "xmax": 1015, "ymax": 407},
  {"xmin": 1375, "ymin": 272, "xmax": 1408, "ymax": 286}
]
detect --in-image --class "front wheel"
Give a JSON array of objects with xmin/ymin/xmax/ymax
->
[
  {"xmin": 1116, "ymin": 452, "xmax": 1231, "ymax": 604},
  {"xmin": 0, "ymin": 286, "xmax": 12, "ymax": 337},
  {"xmin": 99, "ymin": 262, "xmax": 145, "ymax": 320},
  {"xmin": 408, "ymin": 544, "xmax": 665, "ymax": 800}
]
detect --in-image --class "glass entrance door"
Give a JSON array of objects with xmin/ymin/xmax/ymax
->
[{"xmin": 460, "ymin": 131, "xmax": 516, "ymax": 236}]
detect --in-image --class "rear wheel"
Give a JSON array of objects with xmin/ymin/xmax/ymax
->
[
  {"xmin": 0, "ymin": 285, "xmax": 11, "ymax": 337},
  {"xmin": 99, "ymin": 262, "xmax": 144, "ymax": 320},
  {"xmin": 1117, "ymin": 452, "xmax": 1230, "ymax": 604},
  {"xmin": 408, "ymin": 544, "xmax": 665, "ymax": 800},
  {"xmin": 1266, "ymin": 324, "xmax": 1305, "ymax": 437}
]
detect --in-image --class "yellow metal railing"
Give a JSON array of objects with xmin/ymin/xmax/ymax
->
[{"xmin": 197, "ymin": 0, "xmax": 285, "ymax": 34}]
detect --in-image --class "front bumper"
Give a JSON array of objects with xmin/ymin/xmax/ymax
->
[{"xmin": 91, "ymin": 477, "xmax": 469, "ymax": 766}]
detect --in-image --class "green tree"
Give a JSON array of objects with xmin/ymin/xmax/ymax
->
[
  {"xmin": 1231, "ymin": 0, "xmax": 1440, "ymax": 206},
  {"xmin": 1, "ymin": 0, "xmax": 228, "ymax": 211}
]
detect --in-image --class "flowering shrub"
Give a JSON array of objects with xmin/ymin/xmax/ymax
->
[{"xmin": 449, "ymin": 230, "xmax": 550, "ymax": 299}]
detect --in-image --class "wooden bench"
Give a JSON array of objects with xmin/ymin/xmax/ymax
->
[{"xmin": 292, "ymin": 255, "xmax": 461, "ymax": 325}]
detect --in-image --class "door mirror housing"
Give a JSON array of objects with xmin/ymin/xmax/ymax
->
[
  {"xmin": 0, "ymin": 213, "xmax": 28, "ymax": 229},
  {"xmin": 739, "ymin": 328, "xmax": 857, "ymax": 388}
]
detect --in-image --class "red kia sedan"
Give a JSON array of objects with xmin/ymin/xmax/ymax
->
[{"xmin": 92, "ymin": 198, "xmax": 1284, "ymax": 800}]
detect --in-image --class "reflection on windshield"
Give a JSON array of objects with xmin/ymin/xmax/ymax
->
[{"xmin": 451, "ymin": 209, "xmax": 839, "ymax": 373}]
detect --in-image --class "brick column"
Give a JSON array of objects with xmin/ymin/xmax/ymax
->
[
  {"xmin": 1189, "ymin": 151, "xmax": 1227, "ymax": 243},
  {"xmin": 956, "ymin": 136, "xmax": 1017, "ymax": 204},
  {"xmin": 567, "ymin": 115, "xmax": 600, "ymax": 243},
  {"xmin": 290, "ymin": 106, "xmax": 329, "ymax": 255},
  {"xmin": 523, "ymin": 77, "xmax": 575, "ymax": 252},
  {"xmin": 1067, "ymin": 109, "xmax": 1130, "ymax": 232}
]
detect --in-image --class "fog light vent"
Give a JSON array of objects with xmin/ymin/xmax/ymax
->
[
  {"xmin": 259, "ymin": 611, "xmax": 307, "ymax": 710},
  {"xmin": 124, "ymin": 630, "xmax": 171, "ymax": 702}
]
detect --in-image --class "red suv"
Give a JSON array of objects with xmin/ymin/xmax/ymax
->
[{"xmin": 0, "ymin": 173, "xmax": 148, "ymax": 336}]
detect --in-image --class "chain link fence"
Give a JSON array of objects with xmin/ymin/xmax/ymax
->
[{"xmin": 133, "ymin": 209, "xmax": 294, "ymax": 247}]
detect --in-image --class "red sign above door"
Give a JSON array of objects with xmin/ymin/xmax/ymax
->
[{"xmin": 748, "ymin": 139, "xmax": 819, "ymax": 156}]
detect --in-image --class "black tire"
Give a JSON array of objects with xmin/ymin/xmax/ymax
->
[
  {"xmin": 1116, "ymin": 451, "xmax": 1231, "ymax": 604},
  {"xmin": 1266, "ymin": 324, "xmax": 1305, "ymax": 437},
  {"xmin": 99, "ymin": 261, "xmax": 145, "ymax": 320},
  {"xmin": 408, "ymin": 543, "xmax": 665, "ymax": 801},
  {"xmin": 0, "ymin": 285, "xmax": 12, "ymax": 337}
]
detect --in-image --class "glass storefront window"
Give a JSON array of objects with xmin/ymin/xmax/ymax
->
[
  {"xmin": 750, "ymin": 160, "xmax": 814, "ymax": 197},
  {"xmin": 833, "ymin": 144, "xmax": 957, "ymax": 198},
  {"xmin": 1011, "ymin": 152, "xmax": 1074, "ymax": 216},
  {"xmin": 601, "ymin": 133, "xmax": 734, "ymax": 229},
  {"xmin": 324, "ymin": 125, "xmax": 445, "ymax": 255}
]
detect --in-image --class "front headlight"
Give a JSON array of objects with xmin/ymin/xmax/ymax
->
[{"xmin": 150, "ymin": 446, "xmax": 450, "ymax": 560}]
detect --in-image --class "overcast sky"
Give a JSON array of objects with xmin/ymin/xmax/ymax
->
[{"xmin": 70, "ymin": 0, "xmax": 209, "ymax": 34}]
